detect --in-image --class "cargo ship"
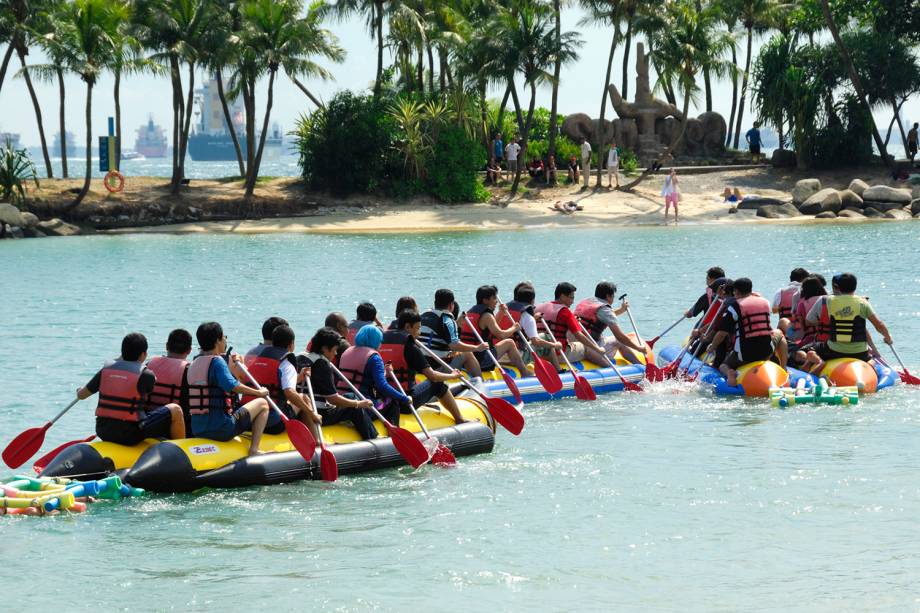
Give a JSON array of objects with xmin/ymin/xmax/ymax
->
[
  {"xmin": 188, "ymin": 77, "xmax": 282, "ymax": 161},
  {"xmin": 53, "ymin": 130, "xmax": 79, "ymax": 157},
  {"xmin": 135, "ymin": 116, "xmax": 168, "ymax": 158}
]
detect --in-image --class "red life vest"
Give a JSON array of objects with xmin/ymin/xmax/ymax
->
[
  {"xmin": 460, "ymin": 304, "xmax": 493, "ymax": 345},
  {"xmin": 574, "ymin": 298, "xmax": 608, "ymax": 340},
  {"xmin": 701, "ymin": 297, "xmax": 724, "ymax": 329},
  {"xmin": 736, "ymin": 295, "xmax": 773, "ymax": 340},
  {"xmin": 378, "ymin": 330, "xmax": 413, "ymax": 392},
  {"xmin": 240, "ymin": 344, "xmax": 289, "ymax": 408},
  {"xmin": 186, "ymin": 355, "xmax": 233, "ymax": 416},
  {"xmin": 337, "ymin": 345, "xmax": 378, "ymax": 395},
  {"xmin": 95, "ymin": 360, "xmax": 146, "ymax": 422},
  {"xmin": 536, "ymin": 301, "xmax": 572, "ymax": 349},
  {"xmin": 498, "ymin": 300, "xmax": 533, "ymax": 349},
  {"xmin": 145, "ymin": 356, "xmax": 188, "ymax": 410},
  {"xmin": 346, "ymin": 320, "xmax": 372, "ymax": 344},
  {"xmin": 777, "ymin": 284, "xmax": 798, "ymax": 319}
]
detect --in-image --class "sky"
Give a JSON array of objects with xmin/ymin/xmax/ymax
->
[{"xmin": 0, "ymin": 10, "xmax": 917, "ymax": 151}]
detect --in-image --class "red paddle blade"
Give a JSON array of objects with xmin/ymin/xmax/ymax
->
[
  {"xmin": 432, "ymin": 444, "xmax": 457, "ymax": 466},
  {"xmin": 484, "ymin": 396, "xmax": 526, "ymax": 435},
  {"xmin": 623, "ymin": 381, "xmax": 643, "ymax": 392},
  {"xmin": 533, "ymin": 356, "xmax": 563, "ymax": 394},
  {"xmin": 573, "ymin": 374, "xmax": 597, "ymax": 401},
  {"xmin": 2, "ymin": 424, "xmax": 50, "ymax": 469},
  {"xmin": 647, "ymin": 335, "xmax": 660, "ymax": 349},
  {"xmin": 899, "ymin": 370, "xmax": 920, "ymax": 385},
  {"xmin": 646, "ymin": 362, "xmax": 664, "ymax": 382},
  {"xmin": 285, "ymin": 420, "xmax": 317, "ymax": 462},
  {"xmin": 319, "ymin": 447, "xmax": 338, "ymax": 481},
  {"xmin": 32, "ymin": 435, "xmax": 96, "ymax": 474},
  {"xmin": 385, "ymin": 425, "xmax": 430, "ymax": 468},
  {"xmin": 501, "ymin": 370, "xmax": 523, "ymax": 404}
]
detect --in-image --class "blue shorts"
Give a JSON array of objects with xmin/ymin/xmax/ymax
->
[
  {"xmin": 195, "ymin": 407, "xmax": 253, "ymax": 442},
  {"xmin": 139, "ymin": 405, "xmax": 174, "ymax": 439}
]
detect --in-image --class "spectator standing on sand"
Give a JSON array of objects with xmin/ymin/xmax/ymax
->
[
  {"xmin": 580, "ymin": 138, "xmax": 592, "ymax": 188},
  {"xmin": 567, "ymin": 155, "xmax": 579, "ymax": 184},
  {"xmin": 546, "ymin": 154, "xmax": 557, "ymax": 184},
  {"xmin": 607, "ymin": 142, "xmax": 620, "ymax": 188},
  {"xmin": 505, "ymin": 137, "xmax": 521, "ymax": 181},
  {"xmin": 746, "ymin": 122, "xmax": 762, "ymax": 163},
  {"xmin": 661, "ymin": 168, "xmax": 680, "ymax": 224},
  {"xmin": 492, "ymin": 133, "xmax": 504, "ymax": 169},
  {"xmin": 908, "ymin": 123, "xmax": 918, "ymax": 164}
]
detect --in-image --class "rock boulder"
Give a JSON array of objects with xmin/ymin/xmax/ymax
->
[
  {"xmin": 756, "ymin": 203, "xmax": 801, "ymax": 219},
  {"xmin": 838, "ymin": 209, "xmax": 866, "ymax": 219},
  {"xmin": 911, "ymin": 199, "xmax": 920, "ymax": 215},
  {"xmin": 848, "ymin": 179, "xmax": 869, "ymax": 197},
  {"xmin": 869, "ymin": 201, "xmax": 907, "ymax": 212},
  {"xmin": 771, "ymin": 149, "xmax": 796, "ymax": 168},
  {"xmin": 36, "ymin": 218, "xmax": 81, "ymax": 237},
  {"xmin": 862, "ymin": 207, "xmax": 883, "ymax": 218},
  {"xmin": 737, "ymin": 196, "xmax": 785, "ymax": 211},
  {"xmin": 815, "ymin": 211, "xmax": 837, "ymax": 219},
  {"xmin": 19, "ymin": 211, "xmax": 39, "ymax": 228},
  {"xmin": 838, "ymin": 189, "xmax": 863, "ymax": 210},
  {"xmin": 0, "ymin": 202, "xmax": 23, "ymax": 226},
  {"xmin": 799, "ymin": 188, "xmax": 841, "ymax": 215},
  {"xmin": 885, "ymin": 208, "xmax": 912, "ymax": 220},
  {"xmin": 862, "ymin": 185, "xmax": 912, "ymax": 204},
  {"xmin": 792, "ymin": 179, "xmax": 822, "ymax": 205}
]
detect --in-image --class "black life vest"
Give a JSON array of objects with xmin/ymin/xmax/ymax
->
[{"xmin": 420, "ymin": 309, "xmax": 454, "ymax": 356}]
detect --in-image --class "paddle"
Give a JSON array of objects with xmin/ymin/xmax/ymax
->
[
  {"xmin": 647, "ymin": 315, "xmax": 687, "ymax": 349},
  {"xmin": 461, "ymin": 313, "xmax": 523, "ymax": 404},
  {"xmin": 886, "ymin": 342, "xmax": 920, "ymax": 385},
  {"xmin": 237, "ymin": 362, "xmax": 317, "ymax": 463},
  {"xmin": 663, "ymin": 298, "xmax": 724, "ymax": 380},
  {"xmin": 540, "ymin": 321, "xmax": 596, "ymax": 400},
  {"xmin": 3, "ymin": 398, "xmax": 81, "ymax": 469},
  {"xmin": 388, "ymin": 371, "xmax": 456, "ymax": 466},
  {"xmin": 573, "ymin": 320, "xmax": 643, "ymax": 392},
  {"xmin": 415, "ymin": 340, "xmax": 525, "ymax": 435},
  {"xmin": 618, "ymin": 293, "xmax": 662, "ymax": 381},
  {"xmin": 303, "ymin": 377, "xmax": 338, "ymax": 481},
  {"xmin": 32, "ymin": 434, "xmax": 96, "ymax": 474},
  {"xmin": 497, "ymin": 297, "xmax": 562, "ymax": 395},
  {"xmin": 329, "ymin": 362, "xmax": 430, "ymax": 468}
]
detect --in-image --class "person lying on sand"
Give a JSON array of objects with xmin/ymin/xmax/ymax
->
[{"xmin": 551, "ymin": 201, "xmax": 582, "ymax": 214}]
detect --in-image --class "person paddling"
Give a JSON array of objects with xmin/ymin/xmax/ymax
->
[
  {"xmin": 186, "ymin": 322, "xmax": 271, "ymax": 456},
  {"xmin": 338, "ymin": 325, "xmax": 408, "ymax": 428},
  {"xmin": 460, "ymin": 285, "xmax": 534, "ymax": 377},
  {"xmin": 499, "ymin": 282, "xmax": 563, "ymax": 372},
  {"xmin": 685, "ymin": 266, "xmax": 726, "ymax": 319},
  {"xmin": 380, "ymin": 309, "xmax": 467, "ymax": 424},
  {"xmin": 145, "ymin": 328, "xmax": 193, "ymax": 434},
  {"xmin": 300, "ymin": 327, "xmax": 378, "ymax": 440},
  {"xmin": 77, "ymin": 332, "xmax": 186, "ymax": 446},
  {"xmin": 536, "ymin": 282, "xmax": 607, "ymax": 366},
  {"xmin": 346, "ymin": 302, "xmax": 380, "ymax": 344},
  {"xmin": 574, "ymin": 281, "xmax": 646, "ymax": 364},
  {"xmin": 805, "ymin": 273, "xmax": 892, "ymax": 364},
  {"xmin": 419, "ymin": 288, "xmax": 488, "ymax": 379},
  {"xmin": 388, "ymin": 296, "xmax": 418, "ymax": 330},
  {"xmin": 773, "ymin": 268, "xmax": 809, "ymax": 343}
]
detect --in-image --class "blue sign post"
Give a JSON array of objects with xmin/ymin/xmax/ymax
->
[{"xmin": 99, "ymin": 117, "xmax": 120, "ymax": 172}]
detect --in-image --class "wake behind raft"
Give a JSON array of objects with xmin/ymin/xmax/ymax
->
[{"xmin": 40, "ymin": 398, "xmax": 494, "ymax": 493}]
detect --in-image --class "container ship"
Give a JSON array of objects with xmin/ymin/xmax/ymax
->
[{"xmin": 135, "ymin": 116, "xmax": 168, "ymax": 158}]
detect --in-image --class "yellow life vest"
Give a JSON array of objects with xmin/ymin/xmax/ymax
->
[{"xmin": 827, "ymin": 295, "xmax": 868, "ymax": 345}]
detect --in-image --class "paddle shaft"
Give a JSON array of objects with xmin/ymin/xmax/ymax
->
[
  {"xmin": 303, "ymin": 377, "xmax": 328, "ymax": 448},
  {"xmin": 462, "ymin": 314, "xmax": 506, "ymax": 370},
  {"xmin": 236, "ymin": 362, "xmax": 288, "ymax": 422},
  {"xmin": 573, "ymin": 320, "xmax": 639, "ymax": 387},
  {"xmin": 651, "ymin": 315, "xmax": 687, "ymax": 344},
  {"xmin": 539, "ymin": 321, "xmax": 582, "ymax": 375},
  {"xmin": 49, "ymin": 398, "xmax": 81, "ymax": 428},
  {"xmin": 328, "ymin": 363, "xmax": 399, "ymax": 426},
  {"xmin": 495, "ymin": 297, "xmax": 545, "ymax": 364},
  {"xmin": 618, "ymin": 294, "xmax": 645, "ymax": 345},
  {"xmin": 674, "ymin": 298, "xmax": 725, "ymax": 366},
  {"xmin": 888, "ymin": 343, "xmax": 912, "ymax": 374},
  {"xmin": 414, "ymin": 340, "xmax": 492, "ymax": 402},
  {"xmin": 388, "ymin": 372, "xmax": 432, "ymax": 439}
]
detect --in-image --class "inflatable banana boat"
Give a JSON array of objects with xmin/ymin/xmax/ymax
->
[
  {"xmin": 40, "ymin": 398, "xmax": 494, "ymax": 493},
  {"xmin": 817, "ymin": 358, "xmax": 897, "ymax": 393},
  {"xmin": 657, "ymin": 344, "xmax": 817, "ymax": 397}
]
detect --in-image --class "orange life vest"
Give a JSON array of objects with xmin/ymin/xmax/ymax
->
[
  {"xmin": 736, "ymin": 295, "xmax": 773, "ymax": 340},
  {"xmin": 378, "ymin": 330, "xmax": 413, "ymax": 392},
  {"xmin": 95, "ymin": 360, "xmax": 146, "ymax": 423},
  {"xmin": 145, "ymin": 355, "xmax": 188, "ymax": 410}
]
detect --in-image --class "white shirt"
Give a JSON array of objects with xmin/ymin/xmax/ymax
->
[
  {"xmin": 607, "ymin": 148, "xmax": 619, "ymax": 167},
  {"xmin": 280, "ymin": 359, "xmax": 297, "ymax": 391},
  {"xmin": 661, "ymin": 174, "xmax": 679, "ymax": 196},
  {"xmin": 520, "ymin": 311, "xmax": 539, "ymax": 339},
  {"xmin": 772, "ymin": 281, "xmax": 801, "ymax": 309},
  {"xmin": 506, "ymin": 142, "xmax": 521, "ymax": 162},
  {"xmin": 581, "ymin": 141, "xmax": 592, "ymax": 159}
]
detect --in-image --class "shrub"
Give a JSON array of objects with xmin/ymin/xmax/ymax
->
[
  {"xmin": 619, "ymin": 148, "xmax": 639, "ymax": 174},
  {"xmin": 426, "ymin": 125, "xmax": 488, "ymax": 202},
  {"xmin": 0, "ymin": 141, "xmax": 38, "ymax": 206}
]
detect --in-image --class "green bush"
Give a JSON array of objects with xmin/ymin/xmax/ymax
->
[
  {"xmin": 0, "ymin": 141, "xmax": 38, "ymax": 206},
  {"xmin": 619, "ymin": 148, "xmax": 639, "ymax": 174},
  {"xmin": 426, "ymin": 125, "xmax": 488, "ymax": 202},
  {"xmin": 293, "ymin": 91, "xmax": 396, "ymax": 195}
]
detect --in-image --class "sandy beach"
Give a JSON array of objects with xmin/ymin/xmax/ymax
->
[{"xmin": 25, "ymin": 165, "xmax": 912, "ymax": 234}]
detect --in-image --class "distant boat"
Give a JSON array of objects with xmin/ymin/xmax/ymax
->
[
  {"xmin": 122, "ymin": 150, "xmax": 146, "ymax": 161},
  {"xmin": 188, "ymin": 76, "xmax": 282, "ymax": 162},
  {"xmin": 53, "ymin": 130, "xmax": 79, "ymax": 157},
  {"xmin": 0, "ymin": 131, "xmax": 21, "ymax": 149},
  {"xmin": 135, "ymin": 115, "xmax": 168, "ymax": 158}
]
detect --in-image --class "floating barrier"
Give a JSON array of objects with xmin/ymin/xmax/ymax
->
[
  {"xmin": 41, "ymin": 398, "xmax": 494, "ymax": 493},
  {"xmin": 1, "ymin": 474, "xmax": 143, "ymax": 516},
  {"xmin": 771, "ymin": 377, "xmax": 860, "ymax": 408}
]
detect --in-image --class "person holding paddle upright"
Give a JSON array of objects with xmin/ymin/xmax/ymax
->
[
  {"xmin": 419, "ymin": 289, "xmax": 488, "ymax": 379},
  {"xmin": 536, "ymin": 283, "xmax": 607, "ymax": 366},
  {"xmin": 77, "ymin": 332, "xmax": 187, "ymax": 446},
  {"xmin": 379, "ymin": 309, "xmax": 467, "ymax": 424},
  {"xmin": 575, "ymin": 281, "xmax": 647, "ymax": 364},
  {"xmin": 460, "ymin": 285, "xmax": 534, "ymax": 377},
  {"xmin": 499, "ymin": 282, "xmax": 563, "ymax": 372},
  {"xmin": 337, "ymin": 325, "xmax": 409, "ymax": 428}
]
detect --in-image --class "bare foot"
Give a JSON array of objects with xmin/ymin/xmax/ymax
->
[
  {"xmin": 248, "ymin": 448, "xmax": 266, "ymax": 457},
  {"xmin": 726, "ymin": 371, "xmax": 738, "ymax": 387}
]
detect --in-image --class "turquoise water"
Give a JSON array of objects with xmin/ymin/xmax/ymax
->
[{"xmin": 2, "ymin": 224, "xmax": 920, "ymax": 611}]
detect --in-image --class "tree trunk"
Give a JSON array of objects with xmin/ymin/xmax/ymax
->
[
  {"xmin": 114, "ymin": 69, "xmax": 122, "ymax": 156},
  {"xmin": 289, "ymin": 72, "xmax": 323, "ymax": 108},
  {"xmin": 621, "ymin": 17, "xmax": 633, "ymax": 100},
  {"xmin": 174, "ymin": 62, "xmax": 195, "ymax": 194},
  {"xmin": 169, "ymin": 55, "xmax": 183, "ymax": 189},
  {"xmin": 547, "ymin": 0, "xmax": 562, "ymax": 167},
  {"xmin": 595, "ymin": 28, "xmax": 619, "ymax": 187},
  {"xmin": 416, "ymin": 46, "xmax": 424, "ymax": 93},
  {"xmin": 426, "ymin": 43, "xmax": 435, "ymax": 93},
  {"xmin": 438, "ymin": 47, "xmax": 447, "ymax": 92},
  {"xmin": 818, "ymin": 0, "xmax": 890, "ymax": 165},
  {"xmin": 510, "ymin": 82, "xmax": 538, "ymax": 195},
  {"xmin": 18, "ymin": 49, "xmax": 52, "ymax": 178},
  {"xmin": 621, "ymin": 81, "xmax": 692, "ymax": 190},
  {"xmin": 496, "ymin": 84, "xmax": 511, "ymax": 135},
  {"xmin": 726, "ymin": 43, "xmax": 738, "ymax": 146},
  {"xmin": 374, "ymin": 0, "xmax": 383, "ymax": 98},
  {"xmin": 243, "ymin": 78, "xmax": 256, "ymax": 184},
  {"xmin": 508, "ymin": 82, "xmax": 525, "ymax": 136},
  {"xmin": 703, "ymin": 67, "xmax": 712, "ymax": 112},
  {"xmin": 245, "ymin": 71, "xmax": 276, "ymax": 200},
  {"xmin": 890, "ymin": 98, "xmax": 908, "ymax": 157},
  {"xmin": 57, "ymin": 68, "xmax": 68, "ymax": 178},
  {"xmin": 216, "ymin": 70, "xmax": 246, "ymax": 177},
  {"xmin": 479, "ymin": 80, "xmax": 488, "ymax": 150},
  {"xmin": 732, "ymin": 26, "xmax": 753, "ymax": 149},
  {"xmin": 0, "ymin": 44, "xmax": 14, "ymax": 96},
  {"xmin": 71, "ymin": 80, "xmax": 93, "ymax": 208}
]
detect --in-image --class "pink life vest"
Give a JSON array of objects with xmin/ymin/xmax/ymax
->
[
  {"xmin": 736, "ymin": 295, "xmax": 773, "ymax": 340},
  {"xmin": 574, "ymin": 298, "xmax": 607, "ymax": 340},
  {"xmin": 145, "ymin": 356, "xmax": 188, "ymax": 410},
  {"xmin": 186, "ymin": 355, "xmax": 232, "ymax": 416},
  {"xmin": 536, "ymin": 301, "xmax": 571, "ymax": 349},
  {"xmin": 337, "ymin": 345, "xmax": 378, "ymax": 394}
]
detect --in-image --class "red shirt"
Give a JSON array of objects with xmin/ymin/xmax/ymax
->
[{"xmin": 557, "ymin": 306, "xmax": 580, "ymax": 334}]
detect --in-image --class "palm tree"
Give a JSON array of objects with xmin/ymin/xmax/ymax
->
[
  {"xmin": 0, "ymin": 9, "xmax": 16, "ymax": 95},
  {"xmin": 332, "ymin": 0, "xmax": 386, "ymax": 97},
  {"xmin": 236, "ymin": 0, "xmax": 343, "ymax": 200},
  {"xmin": 49, "ymin": 0, "xmax": 122, "ymax": 207},
  {"xmin": 30, "ymin": 8, "xmax": 71, "ymax": 178},
  {"xmin": 731, "ymin": 0, "xmax": 776, "ymax": 149},
  {"xmin": 109, "ymin": 3, "xmax": 154, "ymax": 153},
  {"xmin": 817, "ymin": 0, "xmax": 890, "ymax": 166},
  {"xmin": 622, "ymin": 0, "xmax": 733, "ymax": 189}
]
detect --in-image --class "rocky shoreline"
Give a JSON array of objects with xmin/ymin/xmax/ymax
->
[{"xmin": 748, "ymin": 178, "xmax": 920, "ymax": 221}]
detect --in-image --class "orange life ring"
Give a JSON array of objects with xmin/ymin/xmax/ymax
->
[{"xmin": 104, "ymin": 169, "xmax": 125, "ymax": 193}]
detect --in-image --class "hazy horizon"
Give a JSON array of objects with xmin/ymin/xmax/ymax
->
[{"xmin": 1, "ymin": 11, "xmax": 917, "ymax": 154}]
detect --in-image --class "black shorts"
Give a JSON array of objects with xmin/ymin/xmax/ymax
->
[
  {"xmin": 96, "ymin": 407, "xmax": 172, "ymax": 446},
  {"xmin": 750, "ymin": 144, "xmax": 761, "ymax": 155},
  {"xmin": 908, "ymin": 141, "xmax": 918, "ymax": 156},
  {"xmin": 724, "ymin": 337, "xmax": 774, "ymax": 369},
  {"xmin": 813, "ymin": 342, "xmax": 871, "ymax": 363}
]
